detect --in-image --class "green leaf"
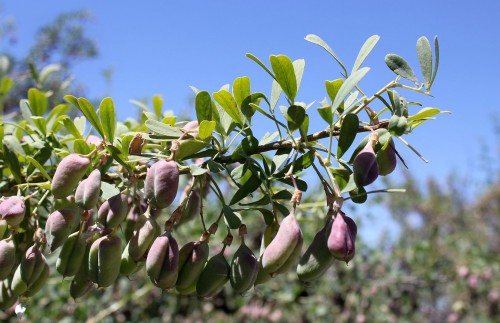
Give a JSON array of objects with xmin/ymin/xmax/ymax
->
[
  {"xmin": 272, "ymin": 148, "xmax": 291, "ymax": 174},
  {"xmin": 255, "ymin": 208, "xmax": 275, "ymax": 226},
  {"xmin": 349, "ymin": 184, "xmax": 367, "ymax": 204},
  {"xmin": 195, "ymin": 91, "xmax": 214, "ymax": 123},
  {"xmin": 325, "ymin": 79, "xmax": 344, "ymax": 105},
  {"xmin": 259, "ymin": 131, "xmax": 279, "ymax": 146},
  {"xmin": 189, "ymin": 164, "xmax": 208, "ymax": 176},
  {"xmin": 233, "ymin": 76, "xmax": 250, "ymax": 108},
  {"xmin": 99, "ymin": 97, "xmax": 116, "ymax": 144},
  {"xmin": 299, "ymin": 114, "xmax": 309, "ymax": 141},
  {"xmin": 230, "ymin": 168, "xmax": 263, "ymax": 205},
  {"xmin": 337, "ymin": 114, "xmax": 359, "ymax": 158},
  {"xmin": 223, "ymin": 205, "xmax": 242, "ymax": 229},
  {"xmin": 19, "ymin": 99, "xmax": 35, "ymax": 127},
  {"xmin": 213, "ymin": 90, "xmax": 242, "ymax": 125},
  {"xmin": 46, "ymin": 103, "xmax": 70, "ymax": 126},
  {"xmin": 270, "ymin": 55, "xmax": 297, "ymax": 102},
  {"xmin": 30, "ymin": 116, "xmax": 47, "ymax": 136},
  {"xmin": 0, "ymin": 77, "xmax": 13, "ymax": 96},
  {"xmin": 286, "ymin": 105, "xmax": 306, "ymax": 131},
  {"xmin": 38, "ymin": 64, "xmax": 61, "ymax": 85},
  {"xmin": 71, "ymin": 97, "xmax": 105, "ymax": 138},
  {"xmin": 73, "ymin": 116, "xmax": 87, "ymax": 136},
  {"xmin": 245, "ymin": 53, "xmax": 276, "ymax": 81},
  {"xmin": 145, "ymin": 120, "xmax": 183, "ymax": 137},
  {"xmin": 3, "ymin": 139, "xmax": 22, "ymax": 183},
  {"xmin": 331, "ymin": 167, "xmax": 351, "ymax": 192},
  {"xmin": 198, "ymin": 120, "xmax": 216, "ymax": 140},
  {"xmin": 28, "ymin": 88, "xmax": 48, "ymax": 116},
  {"xmin": 270, "ymin": 80, "xmax": 282, "ymax": 111},
  {"xmin": 241, "ymin": 93, "xmax": 267, "ymax": 120},
  {"xmin": 417, "ymin": 36, "xmax": 432, "ymax": 88},
  {"xmin": 407, "ymin": 107, "xmax": 450, "ymax": 121},
  {"xmin": 293, "ymin": 59, "xmax": 305, "ymax": 92},
  {"xmin": 334, "ymin": 67, "xmax": 370, "ymax": 115},
  {"xmin": 73, "ymin": 139, "xmax": 91, "ymax": 155},
  {"xmin": 430, "ymin": 36, "xmax": 439, "ymax": 87},
  {"xmin": 101, "ymin": 182, "xmax": 120, "ymax": 201},
  {"xmin": 385, "ymin": 54, "xmax": 418, "ymax": 84},
  {"xmin": 152, "ymin": 95, "xmax": 163, "ymax": 119},
  {"xmin": 352, "ymin": 35, "xmax": 380, "ymax": 74},
  {"xmin": 61, "ymin": 117, "xmax": 83, "ymax": 139},
  {"xmin": 317, "ymin": 105, "xmax": 334, "ymax": 125},
  {"xmin": 305, "ymin": 34, "xmax": 348, "ymax": 76}
]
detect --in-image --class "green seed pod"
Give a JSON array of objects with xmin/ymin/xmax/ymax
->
[
  {"xmin": 230, "ymin": 239, "xmax": 259, "ymax": 294},
  {"xmin": 261, "ymin": 210, "xmax": 303, "ymax": 275},
  {"xmin": 88, "ymin": 234, "xmax": 122, "ymax": 288},
  {"xmin": 97, "ymin": 193, "xmax": 129, "ymax": 229},
  {"xmin": 45, "ymin": 207, "xmax": 80, "ymax": 253},
  {"xmin": 176, "ymin": 240, "xmax": 209, "ymax": 295},
  {"xmin": 0, "ymin": 239, "xmax": 15, "ymax": 280},
  {"xmin": 273, "ymin": 234, "xmax": 303, "ymax": 276},
  {"xmin": 56, "ymin": 231, "xmax": 87, "ymax": 277},
  {"xmin": 120, "ymin": 242, "xmax": 144, "ymax": 276},
  {"xmin": 53, "ymin": 195, "xmax": 76, "ymax": 210},
  {"xmin": 180, "ymin": 190, "xmax": 200, "ymax": 223},
  {"xmin": 327, "ymin": 212, "xmax": 357, "ymax": 264},
  {"xmin": 0, "ymin": 279, "xmax": 17, "ymax": 311},
  {"xmin": 145, "ymin": 230, "xmax": 179, "ymax": 290},
  {"xmin": 51, "ymin": 153, "xmax": 91, "ymax": 199},
  {"xmin": 144, "ymin": 160, "xmax": 179, "ymax": 209},
  {"xmin": 376, "ymin": 139, "xmax": 397, "ymax": 176},
  {"xmin": 196, "ymin": 251, "xmax": 230, "ymax": 298},
  {"xmin": 75, "ymin": 169, "xmax": 101, "ymax": 210},
  {"xmin": 70, "ymin": 240, "xmax": 94, "ymax": 299},
  {"xmin": 254, "ymin": 258, "xmax": 271, "ymax": 286},
  {"xmin": 0, "ymin": 196, "xmax": 25, "ymax": 226},
  {"xmin": 297, "ymin": 220, "xmax": 334, "ymax": 282},
  {"xmin": 0, "ymin": 219, "xmax": 7, "ymax": 239},
  {"xmin": 128, "ymin": 217, "xmax": 161, "ymax": 261},
  {"xmin": 175, "ymin": 121, "xmax": 209, "ymax": 160},
  {"xmin": 23, "ymin": 261, "xmax": 49, "ymax": 297},
  {"xmin": 11, "ymin": 245, "xmax": 47, "ymax": 296},
  {"xmin": 353, "ymin": 137, "xmax": 379, "ymax": 186}
]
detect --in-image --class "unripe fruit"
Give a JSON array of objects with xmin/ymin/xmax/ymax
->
[
  {"xmin": 120, "ymin": 243, "xmax": 144, "ymax": 276},
  {"xmin": 88, "ymin": 234, "xmax": 122, "ymax": 288},
  {"xmin": 353, "ymin": 135, "xmax": 379, "ymax": 186},
  {"xmin": 297, "ymin": 220, "xmax": 334, "ymax": 282},
  {"xmin": 273, "ymin": 234, "xmax": 303, "ymax": 276},
  {"xmin": 327, "ymin": 212, "xmax": 357, "ymax": 264},
  {"xmin": 11, "ymin": 245, "xmax": 47, "ymax": 296},
  {"xmin": 176, "ymin": 240, "xmax": 209, "ymax": 295},
  {"xmin": 261, "ymin": 210, "xmax": 303, "ymax": 275},
  {"xmin": 51, "ymin": 153, "xmax": 91, "ymax": 198},
  {"xmin": 23, "ymin": 261, "xmax": 49, "ymax": 297},
  {"xmin": 230, "ymin": 240, "xmax": 259, "ymax": 294},
  {"xmin": 180, "ymin": 190, "xmax": 200, "ymax": 223},
  {"xmin": 128, "ymin": 217, "xmax": 161, "ymax": 261},
  {"xmin": 86, "ymin": 135, "xmax": 101, "ymax": 146},
  {"xmin": 196, "ymin": 251, "xmax": 230, "ymax": 298},
  {"xmin": 0, "ymin": 239, "xmax": 16, "ymax": 280},
  {"xmin": 45, "ymin": 207, "xmax": 80, "ymax": 253},
  {"xmin": 0, "ymin": 196, "xmax": 25, "ymax": 226},
  {"xmin": 0, "ymin": 219, "xmax": 7, "ymax": 239},
  {"xmin": 97, "ymin": 193, "xmax": 129, "ymax": 229},
  {"xmin": 146, "ymin": 230, "xmax": 179, "ymax": 290},
  {"xmin": 0, "ymin": 279, "xmax": 17, "ymax": 311},
  {"xmin": 144, "ymin": 160, "xmax": 179, "ymax": 209},
  {"xmin": 56, "ymin": 231, "xmax": 87, "ymax": 277},
  {"xmin": 70, "ymin": 240, "xmax": 94, "ymax": 299},
  {"xmin": 376, "ymin": 139, "xmax": 397, "ymax": 176},
  {"xmin": 75, "ymin": 169, "xmax": 101, "ymax": 210}
]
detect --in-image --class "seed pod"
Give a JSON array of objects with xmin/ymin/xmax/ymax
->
[
  {"xmin": 0, "ymin": 279, "xmax": 17, "ymax": 311},
  {"xmin": 327, "ymin": 212, "xmax": 357, "ymax": 264},
  {"xmin": 261, "ymin": 210, "xmax": 303, "ymax": 275},
  {"xmin": 56, "ymin": 231, "xmax": 87, "ymax": 277},
  {"xmin": 180, "ymin": 190, "xmax": 200, "ymax": 223},
  {"xmin": 88, "ymin": 234, "xmax": 122, "ymax": 288},
  {"xmin": 297, "ymin": 219, "xmax": 334, "ymax": 282},
  {"xmin": 70, "ymin": 239, "xmax": 94, "ymax": 299},
  {"xmin": 120, "ymin": 242, "xmax": 144, "ymax": 276},
  {"xmin": 0, "ymin": 196, "xmax": 25, "ymax": 226},
  {"xmin": 11, "ymin": 245, "xmax": 47, "ymax": 296},
  {"xmin": 0, "ymin": 219, "xmax": 7, "ymax": 239},
  {"xmin": 146, "ymin": 230, "xmax": 179, "ymax": 290},
  {"xmin": 353, "ymin": 136, "xmax": 379, "ymax": 186},
  {"xmin": 45, "ymin": 207, "xmax": 80, "ymax": 253},
  {"xmin": 376, "ymin": 139, "xmax": 397, "ymax": 176},
  {"xmin": 75, "ymin": 169, "xmax": 101, "ymax": 210},
  {"xmin": 51, "ymin": 153, "xmax": 91, "ymax": 198},
  {"xmin": 144, "ymin": 160, "xmax": 179, "ymax": 209},
  {"xmin": 86, "ymin": 135, "xmax": 101, "ymax": 146},
  {"xmin": 53, "ymin": 195, "xmax": 76, "ymax": 210},
  {"xmin": 0, "ymin": 239, "xmax": 16, "ymax": 280},
  {"xmin": 175, "ymin": 121, "xmax": 209, "ymax": 160},
  {"xmin": 97, "ymin": 193, "xmax": 129, "ymax": 229},
  {"xmin": 176, "ymin": 240, "xmax": 209, "ymax": 295},
  {"xmin": 23, "ymin": 261, "xmax": 49, "ymax": 297},
  {"xmin": 230, "ymin": 239, "xmax": 258, "ymax": 294},
  {"xmin": 128, "ymin": 217, "xmax": 161, "ymax": 261},
  {"xmin": 196, "ymin": 251, "xmax": 230, "ymax": 298},
  {"xmin": 273, "ymin": 234, "xmax": 303, "ymax": 276}
]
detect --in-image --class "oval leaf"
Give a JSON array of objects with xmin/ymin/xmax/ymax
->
[
  {"xmin": 352, "ymin": 35, "xmax": 380, "ymax": 74},
  {"xmin": 99, "ymin": 97, "xmax": 116, "ymax": 144},
  {"xmin": 337, "ymin": 113, "xmax": 359, "ymax": 158},
  {"xmin": 385, "ymin": 54, "xmax": 418, "ymax": 84},
  {"xmin": 270, "ymin": 55, "xmax": 297, "ymax": 102},
  {"xmin": 333, "ymin": 67, "xmax": 370, "ymax": 115},
  {"xmin": 417, "ymin": 36, "xmax": 432, "ymax": 88}
]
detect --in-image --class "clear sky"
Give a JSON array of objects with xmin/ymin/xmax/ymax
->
[{"xmin": 2, "ymin": 1, "xmax": 500, "ymax": 240}]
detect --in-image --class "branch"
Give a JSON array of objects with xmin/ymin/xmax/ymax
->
[{"xmin": 214, "ymin": 121, "xmax": 389, "ymax": 163}]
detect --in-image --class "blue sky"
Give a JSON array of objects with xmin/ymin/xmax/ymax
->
[{"xmin": 2, "ymin": 1, "xmax": 500, "ymax": 240}]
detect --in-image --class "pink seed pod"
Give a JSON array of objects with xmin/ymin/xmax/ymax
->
[
  {"xmin": 51, "ymin": 154, "xmax": 91, "ymax": 198},
  {"xmin": 353, "ymin": 135, "xmax": 379, "ymax": 186},
  {"xmin": 145, "ymin": 230, "xmax": 179, "ymax": 290},
  {"xmin": 326, "ymin": 212, "xmax": 357, "ymax": 264},
  {"xmin": 75, "ymin": 169, "xmax": 102, "ymax": 210},
  {"xmin": 0, "ymin": 197, "xmax": 26, "ymax": 226},
  {"xmin": 144, "ymin": 160, "xmax": 179, "ymax": 209},
  {"xmin": 97, "ymin": 193, "xmax": 129, "ymax": 229},
  {"xmin": 45, "ymin": 207, "xmax": 80, "ymax": 253}
]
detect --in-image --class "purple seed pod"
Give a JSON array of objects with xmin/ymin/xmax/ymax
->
[
  {"xmin": 0, "ymin": 239, "xmax": 15, "ymax": 280},
  {"xmin": 230, "ymin": 239, "xmax": 259, "ymax": 294},
  {"xmin": 51, "ymin": 154, "xmax": 91, "ymax": 199},
  {"xmin": 144, "ymin": 160, "xmax": 179, "ymax": 209},
  {"xmin": 326, "ymin": 212, "xmax": 357, "ymax": 264},
  {"xmin": 376, "ymin": 139, "xmax": 397, "ymax": 176},
  {"xmin": 97, "ymin": 193, "xmax": 129, "ymax": 229},
  {"xmin": 45, "ymin": 207, "xmax": 80, "ymax": 253},
  {"xmin": 146, "ymin": 230, "xmax": 179, "ymax": 290},
  {"xmin": 75, "ymin": 169, "xmax": 102, "ymax": 210},
  {"xmin": 353, "ymin": 137, "xmax": 379, "ymax": 186},
  {"xmin": 0, "ymin": 197, "xmax": 25, "ymax": 226}
]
